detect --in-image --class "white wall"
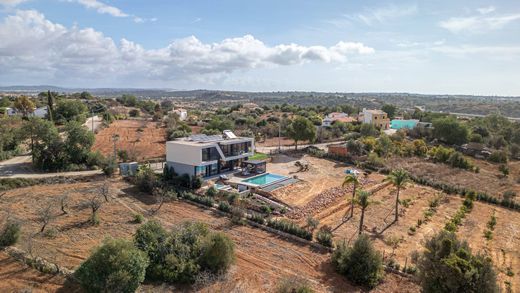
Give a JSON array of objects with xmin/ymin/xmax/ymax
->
[{"xmin": 166, "ymin": 142, "xmax": 203, "ymax": 165}]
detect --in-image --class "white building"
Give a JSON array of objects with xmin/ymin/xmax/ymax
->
[
  {"xmin": 172, "ymin": 108, "xmax": 188, "ymax": 121},
  {"xmin": 321, "ymin": 112, "xmax": 356, "ymax": 127},
  {"xmin": 166, "ymin": 130, "xmax": 254, "ymax": 178}
]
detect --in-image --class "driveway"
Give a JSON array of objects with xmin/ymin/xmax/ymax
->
[
  {"xmin": 255, "ymin": 142, "xmax": 332, "ymax": 154},
  {"xmin": 84, "ymin": 115, "xmax": 102, "ymax": 132}
]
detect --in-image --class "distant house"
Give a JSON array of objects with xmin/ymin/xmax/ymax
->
[
  {"xmin": 166, "ymin": 130, "xmax": 254, "ymax": 179},
  {"xmin": 31, "ymin": 106, "xmax": 48, "ymax": 118},
  {"xmin": 358, "ymin": 108, "xmax": 390, "ymax": 130},
  {"xmin": 0, "ymin": 107, "xmax": 15, "ymax": 116},
  {"xmin": 172, "ymin": 108, "xmax": 188, "ymax": 121},
  {"xmin": 322, "ymin": 112, "xmax": 356, "ymax": 127}
]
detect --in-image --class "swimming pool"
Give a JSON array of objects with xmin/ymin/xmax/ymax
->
[
  {"xmin": 241, "ymin": 173, "xmax": 287, "ymax": 186},
  {"xmin": 390, "ymin": 119, "xmax": 419, "ymax": 130}
]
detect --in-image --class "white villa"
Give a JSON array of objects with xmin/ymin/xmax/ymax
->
[{"xmin": 166, "ymin": 130, "xmax": 254, "ymax": 178}]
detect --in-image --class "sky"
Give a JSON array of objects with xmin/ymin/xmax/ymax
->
[{"xmin": 0, "ymin": 0, "xmax": 519, "ymax": 95}]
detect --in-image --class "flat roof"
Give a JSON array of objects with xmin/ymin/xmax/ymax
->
[{"xmin": 167, "ymin": 134, "xmax": 253, "ymax": 146}]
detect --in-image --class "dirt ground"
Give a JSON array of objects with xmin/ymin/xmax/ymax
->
[
  {"xmin": 387, "ymin": 156, "xmax": 520, "ymax": 201},
  {"xmin": 0, "ymin": 178, "xmax": 419, "ymax": 292},
  {"xmin": 257, "ymin": 137, "xmax": 306, "ymax": 147},
  {"xmin": 0, "ymin": 252, "xmax": 78, "ymax": 293},
  {"xmin": 92, "ymin": 120, "xmax": 166, "ymax": 161},
  {"xmin": 268, "ymin": 154, "xmax": 382, "ymax": 207}
]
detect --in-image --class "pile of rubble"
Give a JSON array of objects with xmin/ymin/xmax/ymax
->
[{"xmin": 287, "ymin": 185, "xmax": 353, "ymax": 220}]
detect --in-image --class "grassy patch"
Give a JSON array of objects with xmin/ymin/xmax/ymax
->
[{"xmin": 249, "ymin": 152, "xmax": 269, "ymax": 161}]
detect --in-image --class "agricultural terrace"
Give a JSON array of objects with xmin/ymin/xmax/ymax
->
[
  {"xmin": 0, "ymin": 177, "xmax": 419, "ymax": 292},
  {"xmin": 267, "ymin": 153, "xmax": 519, "ymax": 293}
]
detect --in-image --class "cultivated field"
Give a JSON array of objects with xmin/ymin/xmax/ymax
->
[
  {"xmin": 387, "ymin": 156, "xmax": 520, "ymax": 201},
  {"xmin": 267, "ymin": 154, "xmax": 519, "ymax": 292},
  {"xmin": 92, "ymin": 120, "xmax": 166, "ymax": 161},
  {"xmin": 0, "ymin": 178, "xmax": 419, "ymax": 292}
]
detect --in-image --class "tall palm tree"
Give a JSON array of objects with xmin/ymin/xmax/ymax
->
[
  {"xmin": 385, "ymin": 169, "xmax": 409, "ymax": 222},
  {"xmin": 342, "ymin": 173, "xmax": 360, "ymax": 219},
  {"xmin": 355, "ymin": 190, "xmax": 371, "ymax": 235}
]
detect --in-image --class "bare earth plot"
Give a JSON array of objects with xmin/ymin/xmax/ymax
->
[
  {"xmin": 0, "ymin": 178, "xmax": 419, "ymax": 292},
  {"xmin": 0, "ymin": 252, "xmax": 78, "ymax": 293},
  {"xmin": 387, "ymin": 156, "xmax": 520, "ymax": 200},
  {"xmin": 92, "ymin": 120, "xmax": 166, "ymax": 161}
]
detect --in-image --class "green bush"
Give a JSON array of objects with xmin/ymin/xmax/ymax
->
[
  {"xmin": 133, "ymin": 213, "xmax": 145, "ymax": 224},
  {"xmin": 199, "ymin": 232, "xmax": 235, "ymax": 274},
  {"xmin": 417, "ymin": 230, "xmax": 498, "ymax": 293},
  {"xmin": 276, "ymin": 276, "xmax": 315, "ymax": 293},
  {"xmin": 75, "ymin": 238, "xmax": 149, "ymax": 293},
  {"xmin": 206, "ymin": 187, "xmax": 218, "ymax": 197},
  {"xmin": 133, "ymin": 221, "xmax": 235, "ymax": 284},
  {"xmin": 316, "ymin": 226, "xmax": 333, "ymax": 247},
  {"xmin": 488, "ymin": 150, "xmax": 508, "ymax": 163},
  {"xmin": 102, "ymin": 157, "xmax": 117, "ymax": 176},
  {"xmin": 332, "ymin": 234, "xmax": 383, "ymax": 288},
  {"xmin": 0, "ymin": 220, "xmax": 21, "ymax": 247},
  {"xmin": 218, "ymin": 201, "xmax": 231, "ymax": 213},
  {"xmin": 249, "ymin": 212, "xmax": 265, "ymax": 225},
  {"xmin": 134, "ymin": 165, "xmax": 158, "ymax": 193},
  {"xmin": 267, "ymin": 219, "xmax": 312, "ymax": 240}
]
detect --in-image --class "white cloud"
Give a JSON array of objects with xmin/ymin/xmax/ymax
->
[
  {"xmin": 74, "ymin": 0, "xmax": 128, "ymax": 17},
  {"xmin": 439, "ymin": 9, "xmax": 520, "ymax": 33},
  {"xmin": 0, "ymin": 0, "xmax": 28, "ymax": 6},
  {"xmin": 0, "ymin": 10, "xmax": 374, "ymax": 83},
  {"xmin": 347, "ymin": 4, "xmax": 417, "ymax": 26},
  {"xmin": 477, "ymin": 6, "xmax": 495, "ymax": 15},
  {"xmin": 432, "ymin": 45, "xmax": 520, "ymax": 56}
]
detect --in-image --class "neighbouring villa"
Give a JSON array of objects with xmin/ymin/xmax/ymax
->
[
  {"xmin": 172, "ymin": 108, "xmax": 188, "ymax": 121},
  {"xmin": 358, "ymin": 108, "xmax": 390, "ymax": 130},
  {"xmin": 390, "ymin": 119, "xmax": 419, "ymax": 130},
  {"xmin": 322, "ymin": 112, "xmax": 356, "ymax": 127},
  {"xmin": 166, "ymin": 130, "xmax": 254, "ymax": 178}
]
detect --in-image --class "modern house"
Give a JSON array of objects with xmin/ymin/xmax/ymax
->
[
  {"xmin": 166, "ymin": 130, "xmax": 254, "ymax": 178},
  {"xmin": 358, "ymin": 108, "xmax": 390, "ymax": 130},
  {"xmin": 322, "ymin": 112, "xmax": 356, "ymax": 127}
]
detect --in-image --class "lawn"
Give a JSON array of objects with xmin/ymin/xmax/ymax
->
[{"xmin": 249, "ymin": 152, "xmax": 269, "ymax": 160}]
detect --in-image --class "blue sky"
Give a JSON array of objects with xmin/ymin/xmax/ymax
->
[{"xmin": 0, "ymin": 0, "xmax": 519, "ymax": 95}]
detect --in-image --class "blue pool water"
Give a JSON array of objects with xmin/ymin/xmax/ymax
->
[
  {"xmin": 391, "ymin": 119, "xmax": 419, "ymax": 130},
  {"xmin": 242, "ymin": 173, "xmax": 286, "ymax": 186}
]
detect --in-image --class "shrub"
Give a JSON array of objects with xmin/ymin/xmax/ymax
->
[
  {"xmin": 0, "ymin": 220, "xmax": 21, "ymax": 247},
  {"xmin": 133, "ymin": 213, "xmax": 145, "ymax": 224},
  {"xmin": 488, "ymin": 150, "xmax": 508, "ymax": 163},
  {"xmin": 230, "ymin": 207, "xmax": 245, "ymax": 224},
  {"xmin": 75, "ymin": 238, "xmax": 149, "ymax": 293},
  {"xmin": 218, "ymin": 201, "xmax": 231, "ymax": 213},
  {"xmin": 277, "ymin": 276, "xmax": 315, "ymax": 293},
  {"xmin": 417, "ymin": 230, "xmax": 498, "ymax": 293},
  {"xmin": 267, "ymin": 219, "xmax": 312, "ymax": 240},
  {"xmin": 484, "ymin": 230, "xmax": 493, "ymax": 240},
  {"xmin": 260, "ymin": 204, "xmax": 272, "ymax": 215},
  {"xmin": 135, "ymin": 165, "xmax": 158, "ymax": 193},
  {"xmin": 503, "ymin": 190, "xmax": 517, "ymax": 202},
  {"xmin": 332, "ymin": 234, "xmax": 383, "ymax": 288},
  {"xmin": 316, "ymin": 226, "xmax": 333, "ymax": 247},
  {"xmin": 102, "ymin": 157, "xmax": 117, "ymax": 176},
  {"xmin": 206, "ymin": 187, "xmax": 218, "ymax": 197},
  {"xmin": 199, "ymin": 232, "xmax": 235, "ymax": 274},
  {"xmin": 249, "ymin": 212, "xmax": 265, "ymax": 225},
  {"xmin": 133, "ymin": 221, "xmax": 234, "ymax": 284}
]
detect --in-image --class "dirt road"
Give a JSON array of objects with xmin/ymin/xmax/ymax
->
[{"xmin": 0, "ymin": 155, "xmax": 102, "ymax": 179}]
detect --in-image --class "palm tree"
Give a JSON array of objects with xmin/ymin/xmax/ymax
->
[
  {"xmin": 385, "ymin": 169, "xmax": 409, "ymax": 222},
  {"xmin": 342, "ymin": 173, "xmax": 360, "ymax": 219},
  {"xmin": 355, "ymin": 190, "xmax": 371, "ymax": 235}
]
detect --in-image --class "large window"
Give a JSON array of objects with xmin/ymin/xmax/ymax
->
[
  {"xmin": 202, "ymin": 147, "xmax": 219, "ymax": 161},
  {"xmin": 220, "ymin": 142, "xmax": 251, "ymax": 157}
]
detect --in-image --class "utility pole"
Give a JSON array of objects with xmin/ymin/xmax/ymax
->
[
  {"xmin": 112, "ymin": 134, "xmax": 119, "ymax": 160},
  {"xmin": 278, "ymin": 122, "xmax": 281, "ymax": 154}
]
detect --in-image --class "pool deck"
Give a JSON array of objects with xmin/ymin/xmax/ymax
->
[{"xmin": 222, "ymin": 172, "xmax": 298, "ymax": 192}]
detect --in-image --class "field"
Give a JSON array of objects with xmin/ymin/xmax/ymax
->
[
  {"xmin": 0, "ymin": 178, "xmax": 419, "ymax": 292},
  {"xmin": 268, "ymin": 154, "xmax": 520, "ymax": 292},
  {"xmin": 386, "ymin": 156, "xmax": 520, "ymax": 201},
  {"xmin": 92, "ymin": 120, "xmax": 166, "ymax": 161}
]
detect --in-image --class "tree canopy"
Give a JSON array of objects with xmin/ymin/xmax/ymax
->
[{"xmin": 287, "ymin": 116, "xmax": 316, "ymax": 149}]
